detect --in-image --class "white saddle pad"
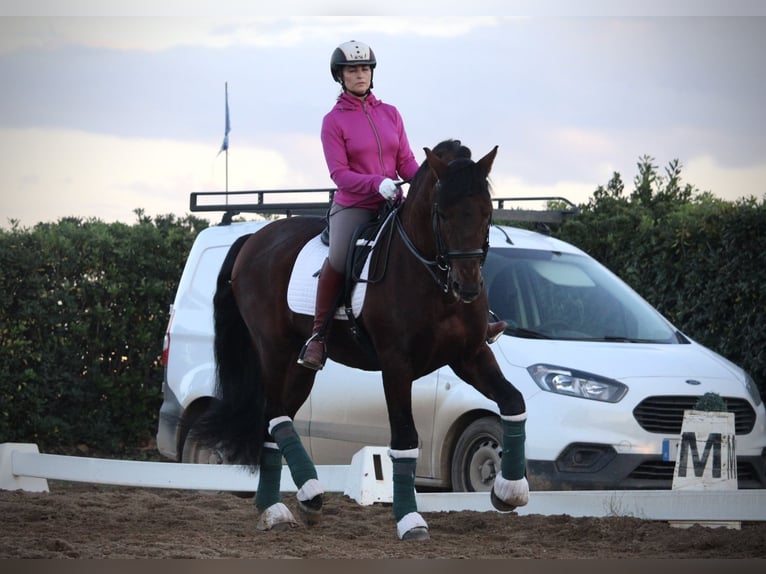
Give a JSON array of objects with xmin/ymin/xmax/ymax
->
[{"xmin": 287, "ymin": 234, "xmax": 369, "ymax": 319}]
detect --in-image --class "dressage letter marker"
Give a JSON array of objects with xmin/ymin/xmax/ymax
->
[
  {"xmin": 670, "ymin": 409, "xmax": 739, "ymax": 528},
  {"xmin": 672, "ymin": 410, "xmax": 737, "ymax": 491}
]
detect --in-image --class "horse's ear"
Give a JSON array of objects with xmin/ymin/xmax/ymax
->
[
  {"xmin": 424, "ymin": 147, "xmax": 448, "ymax": 180},
  {"xmin": 477, "ymin": 145, "xmax": 499, "ymax": 175}
]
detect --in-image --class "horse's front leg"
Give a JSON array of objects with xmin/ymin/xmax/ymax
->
[
  {"xmin": 382, "ymin": 371, "xmax": 430, "ymax": 541},
  {"xmin": 451, "ymin": 346, "xmax": 529, "ymax": 511}
]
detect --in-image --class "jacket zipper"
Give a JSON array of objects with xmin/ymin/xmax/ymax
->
[{"xmin": 363, "ymin": 100, "xmax": 386, "ymax": 175}]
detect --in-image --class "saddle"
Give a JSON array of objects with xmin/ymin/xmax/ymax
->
[
  {"xmin": 318, "ymin": 202, "xmax": 399, "ymax": 352},
  {"xmin": 318, "ymin": 202, "xmax": 398, "ymax": 287}
]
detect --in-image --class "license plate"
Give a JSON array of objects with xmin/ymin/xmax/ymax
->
[{"xmin": 662, "ymin": 438, "xmax": 680, "ymax": 461}]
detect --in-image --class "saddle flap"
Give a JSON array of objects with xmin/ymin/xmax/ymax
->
[
  {"xmin": 287, "ymin": 208, "xmax": 397, "ymax": 319},
  {"xmin": 286, "ymin": 235, "xmax": 368, "ymax": 319}
]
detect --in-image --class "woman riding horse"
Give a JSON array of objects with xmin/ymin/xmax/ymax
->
[
  {"xmin": 299, "ymin": 40, "xmax": 506, "ymax": 371},
  {"xmin": 193, "ymin": 135, "xmax": 530, "ymax": 540}
]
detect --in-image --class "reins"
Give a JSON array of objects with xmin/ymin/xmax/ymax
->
[
  {"xmin": 349, "ymin": 161, "xmax": 492, "ymax": 296},
  {"xmin": 393, "ymin": 214, "xmax": 451, "ymax": 293}
]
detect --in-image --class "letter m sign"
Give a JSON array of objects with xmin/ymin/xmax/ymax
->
[
  {"xmin": 677, "ymin": 432, "xmax": 722, "ymax": 478},
  {"xmin": 671, "ymin": 410, "xmax": 738, "ymax": 491}
]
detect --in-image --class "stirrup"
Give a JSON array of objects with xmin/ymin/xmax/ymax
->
[
  {"xmin": 487, "ymin": 321, "xmax": 507, "ymax": 344},
  {"xmin": 297, "ymin": 334, "xmax": 327, "ymax": 370}
]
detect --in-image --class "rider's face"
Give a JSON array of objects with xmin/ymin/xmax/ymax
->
[{"xmin": 342, "ymin": 65, "xmax": 372, "ymax": 96}]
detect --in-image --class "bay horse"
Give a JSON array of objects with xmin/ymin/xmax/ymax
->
[{"xmin": 193, "ymin": 139, "xmax": 529, "ymax": 540}]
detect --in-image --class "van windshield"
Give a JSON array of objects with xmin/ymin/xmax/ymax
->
[{"xmin": 484, "ymin": 248, "xmax": 682, "ymax": 343}]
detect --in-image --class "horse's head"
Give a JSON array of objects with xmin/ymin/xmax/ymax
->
[{"xmin": 423, "ymin": 143, "xmax": 497, "ymax": 303}]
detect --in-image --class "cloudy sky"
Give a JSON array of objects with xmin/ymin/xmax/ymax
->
[{"xmin": 1, "ymin": 1, "xmax": 765, "ymax": 227}]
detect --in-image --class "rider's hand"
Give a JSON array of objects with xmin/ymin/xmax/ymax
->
[{"xmin": 378, "ymin": 178, "xmax": 398, "ymax": 200}]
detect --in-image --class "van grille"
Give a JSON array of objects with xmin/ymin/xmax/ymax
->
[
  {"xmin": 628, "ymin": 460, "xmax": 760, "ymax": 486},
  {"xmin": 632, "ymin": 396, "xmax": 755, "ymax": 434}
]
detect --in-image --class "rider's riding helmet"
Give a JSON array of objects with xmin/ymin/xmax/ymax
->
[{"xmin": 330, "ymin": 40, "xmax": 377, "ymax": 92}]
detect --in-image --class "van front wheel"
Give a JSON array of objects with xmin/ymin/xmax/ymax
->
[{"xmin": 450, "ymin": 416, "xmax": 503, "ymax": 492}]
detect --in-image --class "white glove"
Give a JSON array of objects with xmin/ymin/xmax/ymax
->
[{"xmin": 378, "ymin": 178, "xmax": 398, "ymax": 200}]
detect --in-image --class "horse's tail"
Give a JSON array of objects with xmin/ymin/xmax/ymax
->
[{"xmin": 193, "ymin": 233, "xmax": 266, "ymax": 470}]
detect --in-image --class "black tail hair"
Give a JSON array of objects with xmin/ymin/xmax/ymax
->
[{"xmin": 191, "ymin": 233, "xmax": 266, "ymax": 469}]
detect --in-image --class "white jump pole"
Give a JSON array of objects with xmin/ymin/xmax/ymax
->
[
  {"xmin": 0, "ymin": 442, "xmax": 348, "ymax": 494},
  {"xmin": 415, "ymin": 489, "xmax": 766, "ymax": 521},
  {"xmin": 2, "ymin": 443, "xmax": 766, "ymax": 523}
]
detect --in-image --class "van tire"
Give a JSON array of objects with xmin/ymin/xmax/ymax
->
[
  {"xmin": 450, "ymin": 416, "xmax": 503, "ymax": 492},
  {"xmin": 181, "ymin": 419, "xmax": 255, "ymax": 498}
]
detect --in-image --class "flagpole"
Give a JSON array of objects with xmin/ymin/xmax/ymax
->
[
  {"xmin": 218, "ymin": 81, "xmax": 231, "ymax": 204},
  {"xmin": 225, "ymin": 137, "xmax": 229, "ymax": 194},
  {"xmin": 224, "ymin": 82, "xmax": 229, "ymax": 195}
]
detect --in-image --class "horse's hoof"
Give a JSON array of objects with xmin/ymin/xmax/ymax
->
[
  {"xmin": 491, "ymin": 474, "xmax": 529, "ymax": 511},
  {"xmin": 401, "ymin": 526, "xmax": 431, "ymax": 541},
  {"xmin": 297, "ymin": 495, "xmax": 323, "ymax": 526},
  {"xmin": 396, "ymin": 512, "xmax": 429, "ymax": 540},
  {"xmin": 256, "ymin": 502, "xmax": 299, "ymax": 531},
  {"xmin": 266, "ymin": 520, "xmax": 298, "ymax": 532},
  {"xmin": 490, "ymin": 487, "xmax": 518, "ymax": 512}
]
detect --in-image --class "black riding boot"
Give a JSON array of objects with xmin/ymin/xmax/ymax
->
[
  {"xmin": 487, "ymin": 321, "xmax": 508, "ymax": 344},
  {"xmin": 297, "ymin": 259, "xmax": 344, "ymax": 370}
]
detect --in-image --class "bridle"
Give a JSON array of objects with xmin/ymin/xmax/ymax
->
[
  {"xmin": 431, "ymin": 201, "xmax": 489, "ymax": 266},
  {"xmin": 394, "ymin": 190, "xmax": 490, "ymax": 295}
]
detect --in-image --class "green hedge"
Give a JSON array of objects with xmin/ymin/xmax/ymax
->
[
  {"xmin": 555, "ymin": 159, "xmax": 766, "ymax": 399},
  {"xmin": 0, "ymin": 211, "xmax": 208, "ymax": 456}
]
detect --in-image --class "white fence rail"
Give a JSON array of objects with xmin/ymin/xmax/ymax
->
[{"xmin": 2, "ymin": 442, "xmax": 765, "ymax": 522}]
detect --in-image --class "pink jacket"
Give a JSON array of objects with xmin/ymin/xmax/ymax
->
[{"xmin": 321, "ymin": 91, "xmax": 420, "ymax": 210}]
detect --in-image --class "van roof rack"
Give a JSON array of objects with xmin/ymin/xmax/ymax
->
[
  {"xmin": 493, "ymin": 196, "xmax": 580, "ymax": 225},
  {"xmin": 190, "ymin": 189, "xmax": 579, "ymax": 226},
  {"xmin": 190, "ymin": 189, "xmax": 336, "ymax": 225}
]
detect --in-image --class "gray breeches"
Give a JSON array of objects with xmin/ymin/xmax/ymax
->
[{"xmin": 327, "ymin": 202, "xmax": 377, "ymax": 273}]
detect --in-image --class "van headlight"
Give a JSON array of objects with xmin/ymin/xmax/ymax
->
[
  {"xmin": 527, "ymin": 364, "xmax": 628, "ymax": 403},
  {"xmin": 745, "ymin": 372, "xmax": 763, "ymax": 407}
]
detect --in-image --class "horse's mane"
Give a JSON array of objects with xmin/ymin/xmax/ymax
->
[
  {"xmin": 432, "ymin": 138, "xmax": 472, "ymax": 162},
  {"xmin": 409, "ymin": 139, "xmax": 491, "ymax": 206},
  {"xmin": 409, "ymin": 139, "xmax": 468, "ymax": 191}
]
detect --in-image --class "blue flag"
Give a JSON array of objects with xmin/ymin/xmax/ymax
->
[{"xmin": 219, "ymin": 82, "xmax": 230, "ymax": 155}]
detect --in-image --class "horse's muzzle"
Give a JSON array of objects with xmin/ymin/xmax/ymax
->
[
  {"xmin": 455, "ymin": 289, "xmax": 481, "ymax": 303},
  {"xmin": 450, "ymin": 268, "xmax": 484, "ymax": 303}
]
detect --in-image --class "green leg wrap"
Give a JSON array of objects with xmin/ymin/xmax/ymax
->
[
  {"xmin": 272, "ymin": 420, "xmax": 318, "ymax": 489},
  {"xmin": 501, "ymin": 416, "xmax": 527, "ymax": 480},
  {"xmin": 254, "ymin": 445, "xmax": 282, "ymax": 512},
  {"xmin": 391, "ymin": 457, "xmax": 418, "ymax": 522}
]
